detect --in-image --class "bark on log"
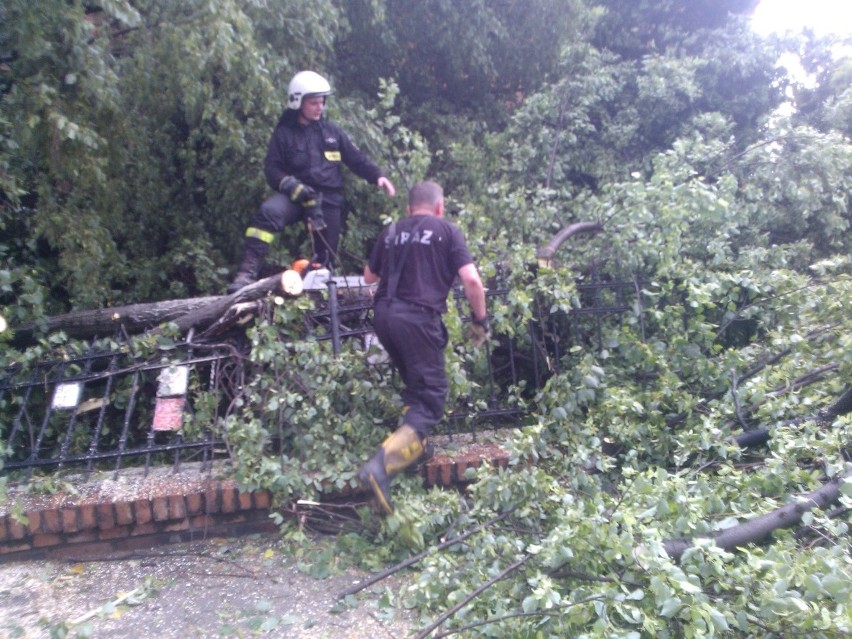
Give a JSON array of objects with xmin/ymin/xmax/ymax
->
[
  {"xmin": 10, "ymin": 270, "xmax": 374, "ymax": 348},
  {"xmin": 663, "ymin": 469, "xmax": 852, "ymax": 561},
  {"xmin": 12, "ymin": 296, "xmax": 222, "ymax": 344},
  {"xmin": 162, "ymin": 270, "xmax": 301, "ymax": 335},
  {"xmin": 823, "ymin": 386, "xmax": 852, "ymax": 420},
  {"xmin": 733, "ymin": 428, "xmax": 770, "ymax": 448},
  {"xmin": 733, "ymin": 385, "xmax": 852, "ymax": 449},
  {"xmin": 667, "ymin": 386, "xmax": 852, "ymax": 560},
  {"xmin": 11, "ymin": 270, "xmax": 305, "ymax": 345}
]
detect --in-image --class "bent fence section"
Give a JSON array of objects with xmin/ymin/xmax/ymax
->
[{"xmin": 1, "ymin": 265, "xmax": 642, "ymax": 482}]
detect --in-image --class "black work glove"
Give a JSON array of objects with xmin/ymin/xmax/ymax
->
[
  {"xmin": 279, "ymin": 176, "xmax": 316, "ymax": 205},
  {"xmin": 303, "ymin": 193, "xmax": 326, "ymax": 232},
  {"xmin": 466, "ymin": 315, "xmax": 490, "ymax": 348}
]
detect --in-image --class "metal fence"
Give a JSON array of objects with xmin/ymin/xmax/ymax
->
[
  {"xmin": 1, "ymin": 265, "xmax": 642, "ymax": 480},
  {"xmin": 0, "ymin": 342, "xmax": 235, "ymax": 480}
]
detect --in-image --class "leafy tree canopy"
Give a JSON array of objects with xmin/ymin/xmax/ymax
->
[{"xmin": 1, "ymin": 1, "xmax": 851, "ymax": 637}]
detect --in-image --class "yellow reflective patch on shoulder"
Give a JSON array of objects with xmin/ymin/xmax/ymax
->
[{"xmin": 324, "ymin": 150, "xmax": 341, "ymax": 162}]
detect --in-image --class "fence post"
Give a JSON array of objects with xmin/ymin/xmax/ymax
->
[{"xmin": 327, "ymin": 279, "xmax": 341, "ymax": 356}]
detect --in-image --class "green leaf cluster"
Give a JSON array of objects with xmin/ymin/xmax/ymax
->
[{"xmin": 2, "ymin": 1, "xmax": 851, "ymax": 636}]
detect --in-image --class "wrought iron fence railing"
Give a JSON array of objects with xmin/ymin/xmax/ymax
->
[
  {"xmin": 1, "ymin": 267, "xmax": 643, "ymax": 480},
  {"xmin": 0, "ymin": 343, "xmax": 235, "ymax": 480}
]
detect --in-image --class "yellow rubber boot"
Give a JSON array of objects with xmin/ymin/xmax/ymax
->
[{"xmin": 358, "ymin": 425, "xmax": 425, "ymax": 515}]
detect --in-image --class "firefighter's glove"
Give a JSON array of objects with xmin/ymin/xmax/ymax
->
[
  {"xmin": 279, "ymin": 176, "xmax": 316, "ymax": 205},
  {"xmin": 466, "ymin": 315, "xmax": 490, "ymax": 348}
]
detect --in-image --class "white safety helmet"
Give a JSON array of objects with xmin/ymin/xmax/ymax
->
[{"xmin": 287, "ymin": 71, "xmax": 332, "ymax": 110}]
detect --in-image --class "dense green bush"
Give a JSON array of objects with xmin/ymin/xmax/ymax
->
[{"xmin": 2, "ymin": 1, "xmax": 850, "ymax": 636}]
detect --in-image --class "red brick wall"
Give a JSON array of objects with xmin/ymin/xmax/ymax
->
[
  {"xmin": 0, "ymin": 478, "xmax": 275, "ymax": 558},
  {"xmin": 0, "ymin": 441, "xmax": 508, "ymax": 559}
]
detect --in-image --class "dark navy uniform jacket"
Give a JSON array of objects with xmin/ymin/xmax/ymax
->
[
  {"xmin": 368, "ymin": 215, "xmax": 474, "ymax": 314},
  {"xmin": 263, "ymin": 113, "xmax": 384, "ymax": 205}
]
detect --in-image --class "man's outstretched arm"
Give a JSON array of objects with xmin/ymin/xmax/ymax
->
[{"xmin": 458, "ymin": 263, "xmax": 486, "ymax": 320}]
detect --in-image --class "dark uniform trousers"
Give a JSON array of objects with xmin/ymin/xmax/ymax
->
[
  {"xmin": 373, "ymin": 299, "xmax": 449, "ymax": 440},
  {"xmin": 250, "ymin": 191, "xmax": 343, "ymax": 265}
]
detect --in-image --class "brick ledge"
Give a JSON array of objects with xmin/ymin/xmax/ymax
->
[{"xmin": 0, "ymin": 436, "xmax": 510, "ymax": 559}]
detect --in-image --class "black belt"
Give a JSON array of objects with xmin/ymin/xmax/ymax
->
[{"xmin": 378, "ymin": 298, "xmax": 439, "ymax": 316}]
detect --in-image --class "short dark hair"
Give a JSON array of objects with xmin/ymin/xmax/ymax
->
[{"xmin": 408, "ymin": 181, "xmax": 443, "ymax": 210}]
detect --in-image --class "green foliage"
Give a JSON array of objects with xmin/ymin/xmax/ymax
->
[
  {"xmin": 0, "ymin": 0, "xmax": 401, "ymax": 313},
  {"xmin": 184, "ymin": 297, "xmax": 403, "ymax": 505},
  {"xmin": 2, "ymin": 1, "xmax": 852, "ymax": 637},
  {"xmin": 592, "ymin": 0, "xmax": 761, "ymax": 58},
  {"xmin": 330, "ymin": 78, "xmax": 431, "ymax": 271},
  {"xmin": 336, "ymin": 0, "xmax": 591, "ymax": 133}
]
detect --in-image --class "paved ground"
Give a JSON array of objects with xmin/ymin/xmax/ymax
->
[
  {"xmin": 0, "ymin": 532, "xmax": 416, "ymax": 639},
  {"xmin": 0, "ymin": 431, "xmax": 512, "ymax": 638}
]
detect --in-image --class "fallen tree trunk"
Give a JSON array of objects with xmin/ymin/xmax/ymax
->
[
  {"xmin": 666, "ymin": 386, "xmax": 852, "ymax": 560},
  {"xmin": 663, "ymin": 468, "xmax": 852, "ymax": 561},
  {"xmin": 12, "ymin": 296, "xmax": 222, "ymax": 344},
  {"xmin": 11, "ymin": 270, "xmax": 305, "ymax": 345},
  {"xmin": 823, "ymin": 386, "xmax": 852, "ymax": 420},
  {"xmin": 161, "ymin": 269, "xmax": 302, "ymax": 336}
]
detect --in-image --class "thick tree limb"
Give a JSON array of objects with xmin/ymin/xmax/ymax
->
[
  {"xmin": 11, "ymin": 270, "xmax": 303, "ymax": 345},
  {"xmin": 822, "ymin": 386, "xmax": 852, "ymax": 420},
  {"xmin": 536, "ymin": 222, "xmax": 604, "ymax": 267},
  {"xmin": 733, "ymin": 384, "xmax": 852, "ymax": 449},
  {"xmin": 159, "ymin": 270, "xmax": 302, "ymax": 335},
  {"xmin": 12, "ymin": 296, "xmax": 222, "ymax": 344},
  {"xmin": 673, "ymin": 384, "xmax": 852, "ymax": 555},
  {"xmin": 733, "ymin": 428, "xmax": 770, "ymax": 448},
  {"xmin": 663, "ymin": 469, "xmax": 852, "ymax": 561}
]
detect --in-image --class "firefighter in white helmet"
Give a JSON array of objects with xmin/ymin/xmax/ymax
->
[{"xmin": 227, "ymin": 71, "xmax": 396, "ymax": 292}]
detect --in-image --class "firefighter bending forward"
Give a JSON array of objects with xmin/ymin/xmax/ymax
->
[
  {"xmin": 358, "ymin": 181, "xmax": 489, "ymax": 514},
  {"xmin": 227, "ymin": 70, "xmax": 395, "ymax": 293}
]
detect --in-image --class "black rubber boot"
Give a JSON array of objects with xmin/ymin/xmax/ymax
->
[
  {"xmin": 227, "ymin": 238, "xmax": 268, "ymax": 294},
  {"xmin": 358, "ymin": 425, "xmax": 425, "ymax": 515}
]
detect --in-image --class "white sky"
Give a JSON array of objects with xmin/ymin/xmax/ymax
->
[{"xmin": 751, "ymin": 0, "xmax": 852, "ymax": 36}]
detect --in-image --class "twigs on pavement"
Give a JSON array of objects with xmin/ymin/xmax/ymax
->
[
  {"xmin": 414, "ymin": 554, "xmax": 533, "ymax": 639},
  {"xmin": 337, "ymin": 509, "xmax": 515, "ymax": 600},
  {"xmin": 431, "ymin": 595, "xmax": 606, "ymax": 639}
]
